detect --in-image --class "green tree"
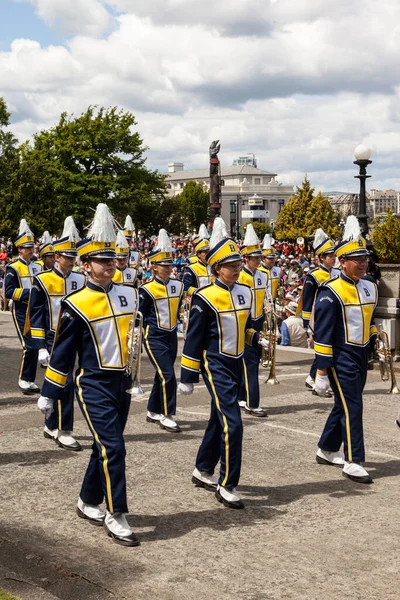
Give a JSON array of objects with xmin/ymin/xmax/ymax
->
[
  {"xmin": 242, "ymin": 221, "xmax": 271, "ymax": 239},
  {"xmin": 372, "ymin": 209, "xmax": 400, "ymax": 263},
  {"xmin": 304, "ymin": 191, "xmax": 341, "ymax": 239},
  {"xmin": 4, "ymin": 106, "xmax": 166, "ymax": 236},
  {"xmin": 175, "ymin": 180, "xmax": 209, "ymax": 230},
  {"xmin": 274, "ymin": 175, "xmax": 314, "ymax": 240},
  {"xmin": 0, "ymin": 98, "xmax": 20, "ymax": 236},
  {"xmin": 274, "ymin": 175, "xmax": 340, "ymax": 241}
]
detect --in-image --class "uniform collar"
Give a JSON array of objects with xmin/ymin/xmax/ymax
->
[
  {"xmin": 340, "ymin": 272, "xmax": 358, "ymax": 285},
  {"xmin": 87, "ymin": 280, "xmax": 114, "ymax": 293},
  {"xmin": 242, "ymin": 265, "xmax": 256, "ymax": 276},
  {"xmin": 117, "ymin": 265, "xmax": 127, "ymax": 272},
  {"xmin": 215, "ymin": 278, "xmax": 235, "ymax": 291},
  {"xmin": 198, "ymin": 259, "xmax": 207, "ymax": 267},
  {"xmin": 154, "ymin": 276, "xmax": 169, "ymax": 285},
  {"xmin": 319, "ymin": 264, "xmax": 331, "ymax": 274},
  {"xmin": 18, "ymin": 257, "xmax": 30, "ymax": 266},
  {"xmin": 53, "ymin": 266, "xmax": 72, "ymax": 279}
]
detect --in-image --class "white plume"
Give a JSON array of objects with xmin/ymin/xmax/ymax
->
[
  {"xmin": 40, "ymin": 231, "xmax": 52, "ymax": 245},
  {"xmin": 155, "ymin": 229, "xmax": 172, "ymax": 252},
  {"xmin": 342, "ymin": 216, "xmax": 361, "ymax": 242},
  {"xmin": 116, "ymin": 230, "xmax": 129, "ymax": 249},
  {"xmin": 210, "ymin": 217, "xmax": 228, "ymax": 249},
  {"xmin": 197, "ymin": 223, "xmax": 210, "ymax": 240},
  {"xmin": 124, "ymin": 215, "xmax": 135, "ymax": 231},
  {"xmin": 61, "ymin": 216, "xmax": 81, "ymax": 242},
  {"xmin": 313, "ymin": 228, "xmax": 328, "ymax": 250},
  {"xmin": 87, "ymin": 203, "xmax": 117, "ymax": 242},
  {"xmin": 262, "ymin": 233, "xmax": 273, "ymax": 250},
  {"xmin": 18, "ymin": 219, "xmax": 33, "ymax": 237},
  {"xmin": 243, "ymin": 223, "xmax": 260, "ymax": 247}
]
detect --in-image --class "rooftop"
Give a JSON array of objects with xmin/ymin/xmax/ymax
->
[{"xmin": 166, "ymin": 165, "xmax": 277, "ymax": 181}]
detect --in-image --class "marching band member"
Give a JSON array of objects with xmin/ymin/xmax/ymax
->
[
  {"xmin": 238, "ymin": 224, "xmax": 268, "ymax": 417},
  {"xmin": 30, "ymin": 217, "xmax": 85, "ymax": 450},
  {"xmin": 301, "ymin": 228, "xmax": 340, "ymax": 393},
  {"xmin": 35, "ymin": 231, "xmax": 56, "ymax": 271},
  {"xmin": 187, "ymin": 223, "xmax": 208, "ymax": 266},
  {"xmin": 37, "ymin": 204, "xmax": 140, "ymax": 546},
  {"xmin": 259, "ymin": 234, "xmax": 281, "ymax": 300},
  {"xmin": 139, "ymin": 229, "xmax": 184, "ymax": 433},
  {"xmin": 183, "ymin": 224, "xmax": 212, "ymax": 296},
  {"xmin": 313, "ymin": 216, "xmax": 378, "ymax": 484},
  {"xmin": 113, "ymin": 230, "xmax": 137, "ymax": 287},
  {"xmin": 179, "ymin": 218, "xmax": 269, "ymax": 509},
  {"xmin": 5, "ymin": 219, "xmax": 42, "ymax": 395},
  {"xmin": 123, "ymin": 215, "xmax": 140, "ymax": 271}
]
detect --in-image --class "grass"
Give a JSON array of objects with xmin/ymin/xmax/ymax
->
[{"xmin": 0, "ymin": 589, "xmax": 20, "ymax": 600}]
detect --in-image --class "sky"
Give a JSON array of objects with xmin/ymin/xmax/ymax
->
[{"xmin": 1, "ymin": 0, "xmax": 400, "ymax": 192}]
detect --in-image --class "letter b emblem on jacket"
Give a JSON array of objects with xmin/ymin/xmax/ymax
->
[{"xmin": 118, "ymin": 296, "xmax": 128, "ymax": 307}]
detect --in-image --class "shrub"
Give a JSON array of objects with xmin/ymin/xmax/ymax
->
[{"xmin": 372, "ymin": 209, "xmax": 400, "ymax": 263}]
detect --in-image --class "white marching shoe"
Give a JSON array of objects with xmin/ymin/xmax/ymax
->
[
  {"xmin": 305, "ymin": 375, "xmax": 315, "ymax": 390},
  {"xmin": 215, "ymin": 485, "xmax": 244, "ymax": 509},
  {"xmin": 192, "ymin": 467, "xmax": 218, "ymax": 491},
  {"xmin": 76, "ymin": 498, "xmax": 105, "ymax": 526},
  {"xmin": 146, "ymin": 411, "xmax": 162, "ymax": 423},
  {"xmin": 316, "ymin": 448, "xmax": 345, "ymax": 467},
  {"xmin": 342, "ymin": 461, "xmax": 373, "ymax": 484},
  {"xmin": 238, "ymin": 400, "xmax": 246, "ymax": 408},
  {"xmin": 104, "ymin": 511, "xmax": 140, "ymax": 547},
  {"xmin": 159, "ymin": 415, "xmax": 181, "ymax": 433},
  {"xmin": 18, "ymin": 379, "xmax": 40, "ymax": 395},
  {"xmin": 43, "ymin": 425, "xmax": 58, "ymax": 441},
  {"xmin": 57, "ymin": 430, "xmax": 82, "ymax": 452}
]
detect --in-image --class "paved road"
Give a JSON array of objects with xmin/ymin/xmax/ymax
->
[{"xmin": 0, "ymin": 311, "xmax": 399, "ymax": 600}]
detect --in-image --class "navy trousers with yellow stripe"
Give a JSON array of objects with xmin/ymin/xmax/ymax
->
[
  {"xmin": 144, "ymin": 330, "xmax": 177, "ymax": 416},
  {"xmin": 12, "ymin": 305, "xmax": 38, "ymax": 383},
  {"xmin": 318, "ymin": 355, "xmax": 367, "ymax": 463},
  {"xmin": 46, "ymin": 369, "xmax": 74, "ymax": 432},
  {"xmin": 196, "ymin": 354, "xmax": 243, "ymax": 490},
  {"xmin": 76, "ymin": 369, "xmax": 131, "ymax": 514},
  {"xmin": 241, "ymin": 345, "xmax": 261, "ymax": 409}
]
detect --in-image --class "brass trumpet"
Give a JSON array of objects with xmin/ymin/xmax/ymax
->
[
  {"xmin": 126, "ymin": 310, "xmax": 145, "ymax": 397},
  {"xmin": 376, "ymin": 328, "xmax": 399, "ymax": 394},
  {"xmin": 261, "ymin": 297, "xmax": 280, "ymax": 385},
  {"xmin": 179, "ymin": 292, "xmax": 190, "ymax": 339}
]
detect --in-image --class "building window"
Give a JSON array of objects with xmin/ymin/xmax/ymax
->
[
  {"xmin": 230, "ymin": 200, "xmax": 236, "ymax": 213},
  {"xmin": 278, "ymin": 199, "xmax": 285, "ymax": 213},
  {"xmin": 254, "ymin": 178, "xmax": 261, "ymax": 184},
  {"xmin": 221, "ymin": 179, "xmax": 225, "ymax": 186}
]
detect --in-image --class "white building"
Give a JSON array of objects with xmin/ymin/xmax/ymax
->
[
  {"xmin": 165, "ymin": 162, "xmax": 293, "ymax": 236},
  {"xmin": 368, "ymin": 189, "xmax": 400, "ymax": 217}
]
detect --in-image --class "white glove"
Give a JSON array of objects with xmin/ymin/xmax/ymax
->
[
  {"xmin": 37, "ymin": 395, "xmax": 54, "ymax": 419},
  {"xmin": 38, "ymin": 348, "xmax": 50, "ymax": 366},
  {"xmin": 178, "ymin": 382, "xmax": 194, "ymax": 395},
  {"xmin": 259, "ymin": 337, "xmax": 269, "ymax": 350},
  {"xmin": 314, "ymin": 374, "xmax": 330, "ymax": 397}
]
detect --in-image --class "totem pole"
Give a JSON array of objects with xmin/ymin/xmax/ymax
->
[{"xmin": 209, "ymin": 140, "xmax": 221, "ymax": 227}]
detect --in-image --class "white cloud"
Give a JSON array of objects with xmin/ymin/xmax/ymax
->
[
  {"xmin": 22, "ymin": 0, "xmax": 113, "ymax": 36},
  {"xmin": 3, "ymin": 1, "xmax": 400, "ymax": 191}
]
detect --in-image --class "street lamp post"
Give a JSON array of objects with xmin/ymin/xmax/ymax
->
[
  {"xmin": 353, "ymin": 144, "xmax": 372, "ymax": 239},
  {"xmin": 235, "ymin": 195, "xmax": 241, "ymax": 239}
]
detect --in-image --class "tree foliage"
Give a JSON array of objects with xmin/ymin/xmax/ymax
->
[
  {"xmin": 274, "ymin": 175, "xmax": 341, "ymax": 241},
  {"xmin": 242, "ymin": 221, "xmax": 271, "ymax": 239},
  {"xmin": 1, "ymin": 105, "xmax": 167, "ymax": 237},
  {"xmin": 372, "ymin": 209, "xmax": 400, "ymax": 263},
  {"xmin": 175, "ymin": 180, "xmax": 209, "ymax": 231},
  {"xmin": 0, "ymin": 98, "xmax": 20, "ymax": 235}
]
